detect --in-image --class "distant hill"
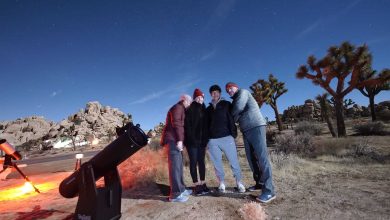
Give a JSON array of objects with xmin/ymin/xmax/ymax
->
[{"xmin": 0, "ymin": 101, "xmax": 130, "ymax": 151}]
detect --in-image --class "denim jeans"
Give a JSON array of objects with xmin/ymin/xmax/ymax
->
[
  {"xmin": 207, "ymin": 135, "xmax": 242, "ymax": 183},
  {"xmin": 166, "ymin": 141, "xmax": 186, "ymax": 198},
  {"xmin": 243, "ymin": 126, "xmax": 275, "ymax": 195}
]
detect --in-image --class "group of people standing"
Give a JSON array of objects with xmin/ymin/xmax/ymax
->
[{"xmin": 160, "ymin": 82, "xmax": 276, "ymax": 204}]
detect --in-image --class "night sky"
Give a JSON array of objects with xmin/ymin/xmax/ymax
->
[{"xmin": 1, "ymin": 0, "xmax": 389, "ymax": 129}]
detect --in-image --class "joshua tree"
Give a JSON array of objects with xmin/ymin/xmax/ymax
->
[
  {"xmin": 63, "ymin": 124, "xmax": 78, "ymax": 151},
  {"xmin": 251, "ymin": 74, "xmax": 288, "ymax": 131},
  {"xmin": 296, "ymin": 42, "xmax": 389, "ymax": 137},
  {"xmin": 316, "ymin": 93, "xmax": 337, "ymax": 137},
  {"xmin": 358, "ymin": 69, "xmax": 390, "ymax": 121},
  {"xmin": 329, "ymin": 97, "xmax": 356, "ymax": 112}
]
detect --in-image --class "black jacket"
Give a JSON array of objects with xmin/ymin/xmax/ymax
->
[
  {"xmin": 184, "ymin": 102, "xmax": 208, "ymax": 147},
  {"xmin": 206, "ymin": 99, "xmax": 237, "ymax": 139}
]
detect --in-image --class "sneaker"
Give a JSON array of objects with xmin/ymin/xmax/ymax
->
[
  {"xmin": 181, "ymin": 189, "xmax": 192, "ymax": 196},
  {"xmin": 256, "ymin": 193, "xmax": 276, "ymax": 203},
  {"xmin": 237, "ymin": 182, "xmax": 246, "ymax": 193},
  {"xmin": 218, "ymin": 182, "xmax": 226, "ymax": 193},
  {"xmin": 247, "ymin": 184, "xmax": 263, "ymax": 192},
  {"xmin": 169, "ymin": 194, "xmax": 189, "ymax": 202},
  {"xmin": 202, "ymin": 183, "xmax": 210, "ymax": 194},
  {"xmin": 194, "ymin": 185, "xmax": 204, "ymax": 196}
]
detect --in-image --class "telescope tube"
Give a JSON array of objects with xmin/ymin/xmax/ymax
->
[
  {"xmin": 0, "ymin": 139, "xmax": 22, "ymax": 160},
  {"xmin": 59, "ymin": 123, "xmax": 148, "ymax": 198}
]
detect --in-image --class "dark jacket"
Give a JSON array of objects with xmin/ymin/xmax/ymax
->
[
  {"xmin": 160, "ymin": 101, "xmax": 186, "ymax": 145},
  {"xmin": 206, "ymin": 99, "xmax": 237, "ymax": 139},
  {"xmin": 184, "ymin": 101, "xmax": 208, "ymax": 148}
]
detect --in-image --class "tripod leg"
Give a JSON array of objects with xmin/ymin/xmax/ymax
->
[
  {"xmin": 0, "ymin": 168, "xmax": 12, "ymax": 180},
  {"xmin": 12, "ymin": 163, "xmax": 40, "ymax": 193}
]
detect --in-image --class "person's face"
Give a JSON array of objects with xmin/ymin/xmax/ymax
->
[
  {"xmin": 183, "ymin": 99, "xmax": 191, "ymax": 108},
  {"xmin": 195, "ymin": 96, "xmax": 204, "ymax": 104},
  {"xmin": 227, "ymin": 86, "xmax": 238, "ymax": 97},
  {"xmin": 210, "ymin": 90, "xmax": 221, "ymax": 102}
]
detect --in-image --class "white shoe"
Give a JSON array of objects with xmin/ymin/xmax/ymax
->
[
  {"xmin": 237, "ymin": 182, "xmax": 246, "ymax": 193},
  {"xmin": 218, "ymin": 182, "xmax": 226, "ymax": 193}
]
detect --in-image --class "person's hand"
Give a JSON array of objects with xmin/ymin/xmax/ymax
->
[{"xmin": 176, "ymin": 141, "xmax": 183, "ymax": 151}]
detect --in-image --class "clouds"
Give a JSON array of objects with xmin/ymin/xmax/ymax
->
[
  {"xmin": 295, "ymin": 20, "xmax": 321, "ymax": 40},
  {"xmin": 129, "ymin": 78, "xmax": 201, "ymax": 105},
  {"xmin": 295, "ymin": 0, "xmax": 361, "ymax": 40},
  {"xmin": 50, "ymin": 90, "xmax": 61, "ymax": 98},
  {"xmin": 204, "ymin": 0, "xmax": 236, "ymax": 31},
  {"xmin": 200, "ymin": 49, "xmax": 217, "ymax": 61}
]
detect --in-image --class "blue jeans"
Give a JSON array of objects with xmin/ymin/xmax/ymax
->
[
  {"xmin": 207, "ymin": 135, "xmax": 242, "ymax": 183},
  {"xmin": 166, "ymin": 141, "xmax": 186, "ymax": 198},
  {"xmin": 243, "ymin": 126, "xmax": 275, "ymax": 195}
]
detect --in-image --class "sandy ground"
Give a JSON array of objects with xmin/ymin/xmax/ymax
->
[{"xmin": 0, "ymin": 133, "xmax": 389, "ymax": 219}]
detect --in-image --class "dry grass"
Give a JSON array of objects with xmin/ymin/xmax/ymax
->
[
  {"xmin": 119, "ymin": 147, "xmax": 168, "ymax": 190},
  {"xmin": 353, "ymin": 121, "xmax": 388, "ymax": 136},
  {"xmin": 294, "ymin": 121, "xmax": 323, "ymax": 136},
  {"xmin": 274, "ymin": 133, "xmax": 315, "ymax": 156},
  {"xmin": 313, "ymin": 136, "xmax": 389, "ymax": 163}
]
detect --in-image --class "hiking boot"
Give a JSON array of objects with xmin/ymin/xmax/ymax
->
[
  {"xmin": 237, "ymin": 182, "xmax": 246, "ymax": 193},
  {"xmin": 194, "ymin": 185, "xmax": 204, "ymax": 196},
  {"xmin": 256, "ymin": 192, "xmax": 276, "ymax": 203},
  {"xmin": 247, "ymin": 184, "xmax": 263, "ymax": 192},
  {"xmin": 218, "ymin": 182, "xmax": 226, "ymax": 193},
  {"xmin": 181, "ymin": 189, "xmax": 192, "ymax": 196},
  {"xmin": 169, "ymin": 194, "xmax": 189, "ymax": 202},
  {"xmin": 202, "ymin": 183, "xmax": 210, "ymax": 194}
]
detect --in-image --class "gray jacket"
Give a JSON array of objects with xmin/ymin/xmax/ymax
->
[{"xmin": 231, "ymin": 89, "xmax": 266, "ymax": 132}]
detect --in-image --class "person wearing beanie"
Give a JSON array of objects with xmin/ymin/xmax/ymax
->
[
  {"xmin": 226, "ymin": 82, "xmax": 276, "ymax": 203},
  {"xmin": 184, "ymin": 88, "xmax": 209, "ymax": 195},
  {"xmin": 193, "ymin": 88, "xmax": 204, "ymax": 100},
  {"xmin": 206, "ymin": 84, "xmax": 246, "ymax": 194},
  {"xmin": 161, "ymin": 94, "xmax": 193, "ymax": 202}
]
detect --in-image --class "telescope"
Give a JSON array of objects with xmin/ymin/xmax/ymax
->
[
  {"xmin": 0, "ymin": 139, "xmax": 40, "ymax": 193},
  {"xmin": 59, "ymin": 122, "xmax": 148, "ymax": 220}
]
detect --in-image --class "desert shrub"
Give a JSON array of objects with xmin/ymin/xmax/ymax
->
[
  {"xmin": 377, "ymin": 109, "xmax": 390, "ymax": 122},
  {"xmin": 353, "ymin": 121, "xmax": 387, "ymax": 136},
  {"xmin": 294, "ymin": 121, "xmax": 323, "ymax": 136},
  {"xmin": 238, "ymin": 201, "xmax": 267, "ymax": 220},
  {"xmin": 316, "ymin": 137, "xmax": 386, "ymax": 162},
  {"xmin": 348, "ymin": 140, "xmax": 385, "ymax": 162},
  {"xmin": 266, "ymin": 129, "xmax": 277, "ymax": 144},
  {"xmin": 147, "ymin": 136, "xmax": 162, "ymax": 151},
  {"xmin": 274, "ymin": 133, "xmax": 314, "ymax": 156}
]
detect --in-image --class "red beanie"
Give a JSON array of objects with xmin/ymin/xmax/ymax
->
[
  {"xmin": 225, "ymin": 82, "xmax": 239, "ymax": 92},
  {"xmin": 193, "ymin": 88, "xmax": 204, "ymax": 99}
]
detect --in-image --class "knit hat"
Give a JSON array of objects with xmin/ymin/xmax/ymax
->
[
  {"xmin": 193, "ymin": 88, "xmax": 204, "ymax": 99},
  {"xmin": 180, "ymin": 94, "xmax": 192, "ymax": 103},
  {"xmin": 225, "ymin": 82, "xmax": 239, "ymax": 92},
  {"xmin": 209, "ymin": 84, "xmax": 222, "ymax": 94}
]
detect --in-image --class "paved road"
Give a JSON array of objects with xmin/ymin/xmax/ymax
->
[{"xmin": 18, "ymin": 150, "xmax": 100, "ymax": 165}]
